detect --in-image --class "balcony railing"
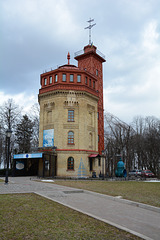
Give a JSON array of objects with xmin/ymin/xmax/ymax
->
[{"xmin": 74, "ymin": 48, "xmax": 105, "ymax": 60}]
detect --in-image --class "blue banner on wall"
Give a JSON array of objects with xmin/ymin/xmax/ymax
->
[
  {"xmin": 14, "ymin": 153, "xmax": 43, "ymax": 159},
  {"xmin": 43, "ymin": 129, "xmax": 54, "ymax": 147}
]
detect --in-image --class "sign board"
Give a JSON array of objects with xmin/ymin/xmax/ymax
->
[
  {"xmin": 43, "ymin": 129, "xmax": 54, "ymax": 147},
  {"xmin": 16, "ymin": 161, "xmax": 24, "ymax": 170},
  {"xmin": 13, "ymin": 153, "xmax": 43, "ymax": 159}
]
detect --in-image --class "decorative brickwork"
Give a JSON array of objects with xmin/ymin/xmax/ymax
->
[
  {"xmin": 38, "ymin": 44, "xmax": 105, "ymax": 177},
  {"xmin": 75, "ymin": 45, "xmax": 105, "ymax": 154}
]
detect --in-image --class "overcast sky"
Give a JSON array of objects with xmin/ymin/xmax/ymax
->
[{"xmin": 1, "ymin": 0, "xmax": 160, "ymax": 123}]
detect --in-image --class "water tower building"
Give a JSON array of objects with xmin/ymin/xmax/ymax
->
[{"xmin": 38, "ymin": 43, "xmax": 105, "ymax": 178}]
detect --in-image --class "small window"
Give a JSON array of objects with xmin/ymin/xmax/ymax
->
[
  {"xmin": 62, "ymin": 74, "xmax": 66, "ymax": 82},
  {"xmin": 70, "ymin": 74, "xmax": 74, "ymax": 82},
  {"xmin": 49, "ymin": 76, "xmax": 52, "ymax": 84},
  {"xmin": 68, "ymin": 157, "xmax": 74, "ymax": 170},
  {"xmin": 44, "ymin": 78, "xmax": 47, "ymax": 85},
  {"xmin": 89, "ymin": 79, "xmax": 91, "ymax": 87},
  {"xmin": 85, "ymin": 77, "xmax": 88, "ymax": 84},
  {"xmin": 68, "ymin": 131, "xmax": 74, "ymax": 144},
  {"xmin": 68, "ymin": 110, "xmax": 74, "ymax": 122},
  {"xmin": 96, "ymin": 69, "xmax": 98, "ymax": 76},
  {"xmin": 55, "ymin": 74, "xmax": 58, "ymax": 82},
  {"xmin": 97, "ymin": 112, "xmax": 99, "ymax": 120},
  {"xmin": 98, "ymin": 135, "xmax": 99, "ymax": 142},
  {"xmin": 77, "ymin": 75, "xmax": 81, "ymax": 82},
  {"xmin": 93, "ymin": 81, "xmax": 95, "ymax": 89}
]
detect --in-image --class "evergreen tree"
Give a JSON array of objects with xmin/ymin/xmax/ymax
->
[{"xmin": 15, "ymin": 114, "xmax": 33, "ymax": 153}]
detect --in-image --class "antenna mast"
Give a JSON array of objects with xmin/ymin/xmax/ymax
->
[{"xmin": 85, "ymin": 18, "xmax": 96, "ymax": 45}]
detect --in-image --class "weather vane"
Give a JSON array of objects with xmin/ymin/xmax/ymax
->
[{"xmin": 85, "ymin": 18, "xmax": 96, "ymax": 45}]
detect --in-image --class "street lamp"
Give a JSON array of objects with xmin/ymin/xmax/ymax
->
[{"xmin": 5, "ymin": 129, "xmax": 12, "ymax": 184}]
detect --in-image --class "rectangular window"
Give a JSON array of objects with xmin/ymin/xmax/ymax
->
[
  {"xmin": 89, "ymin": 79, "xmax": 91, "ymax": 87},
  {"xmin": 55, "ymin": 74, "xmax": 58, "ymax": 82},
  {"xmin": 49, "ymin": 76, "xmax": 52, "ymax": 84},
  {"xmin": 68, "ymin": 110, "xmax": 74, "ymax": 122},
  {"xmin": 44, "ymin": 78, "xmax": 47, "ymax": 85},
  {"xmin": 93, "ymin": 81, "xmax": 95, "ymax": 89},
  {"xmin": 77, "ymin": 75, "xmax": 81, "ymax": 82},
  {"xmin": 70, "ymin": 74, "xmax": 74, "ymax": 82},
  {"xmin": 85, "ymin": 77, "xmax": 88, "ymax": 84},
  {"xmin": 96, "ymin": 69, "xmax": 98, "ymax": 76},
  {"xmin": 68, "ymin": 131, "xmax": 74, "ymax": 144},
  {"xmin": 62, "ymin": 74, "xmax": 66, "ymax": 82}
]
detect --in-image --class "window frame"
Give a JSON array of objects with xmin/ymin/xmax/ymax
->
[
  {"xmin": 68, "ymin": 131, "xmax": 74, "ymax": 144},
  {"xmin": 68, "ymin": 110, "xmax": 74, "ymax": 122},
  {"xmin": 49, "ymin": 76, "xmax": 52, "ymax": 84},
  {"xmin": 77, "ymin": 75, "xmax": 81, "ymax": 83},
  {"xmin": 67, "ymin": 157, "xmax": 74, "ymax": 170},
  {"xmin": 85, "ymin": 76, "xmax": 88, "ymax": 84},
  {"xmin": 70, "ymin": 74, "xmax": 74, "ymax": 82},
  {"xmin": 62, "ymin": 73, "xmax": 66, "ymax": 82},
  {"xmin": 55, "ymin": 74, "xmax": 58, "ymax": 82},
  {"xmin": 44, "ymin": 78, "xmax": 47, "ymax": 86},
  {"xmin": 93, "ymin": 81, "xmax": 95, "ymax": 89}
]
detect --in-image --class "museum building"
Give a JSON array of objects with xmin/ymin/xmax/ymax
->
[
  {"xmin": 13, "ymin": 43, "xmax": 106, "ymax": 178},
  {"xmin": 37, "ymin": 43, "xmax": 106, "ymax": 178}
]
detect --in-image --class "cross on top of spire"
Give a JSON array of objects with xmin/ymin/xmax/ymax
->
[
  {"xmin": 84, "ymin": 18, "xmax": 96, "ymax": 45},
  {"xmin": 67, "ymin": 52, "xmax": 70, "ymax": 64}
]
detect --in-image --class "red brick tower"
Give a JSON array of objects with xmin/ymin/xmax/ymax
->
[{"xmin": 75, "ymin": 44, "xmax": 106, "ymax": 154}]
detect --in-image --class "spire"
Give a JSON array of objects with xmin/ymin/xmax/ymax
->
[
  {"xmin": 85, "ymin": 18, "xmax": 96, "ymax": 45},
  {"xmin": 67, "ymin": 52, "xmax": 70, "ymax": 64}
]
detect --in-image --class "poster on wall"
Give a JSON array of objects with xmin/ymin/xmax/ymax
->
[
  {"xmin": 43, "ymin": 129, "xmax": 54, "ymax": 147},
  {"xmin": 16, "ymin": 161, "xmax": 24, "ymax": 170}
]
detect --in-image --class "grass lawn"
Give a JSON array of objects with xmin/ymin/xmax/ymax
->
[
  {"xmin": 53, "ymin": 180, "xmax": 160, "ymax": 207},
  {"xmin": 0, "ymin": 193, "xmax": 142, "ymax": 240}
]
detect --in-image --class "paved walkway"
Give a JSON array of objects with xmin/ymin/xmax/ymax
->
[{"xmin": 0, "ymin": 177, "xmax": 160, "ymax": 240}]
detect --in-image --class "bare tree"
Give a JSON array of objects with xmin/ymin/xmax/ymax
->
[
  {"xmin": 143, "ymin": 116, "xmax": 160, "ymax": 175},
  {"xmin": 105, "ymin": 113, "xmax": 160, "ymax": 177},
  {"xmin": 0, "ymin": 99, "xmax": 22, "ymax": 167},
  {"xmin": 131, "ymin": 116, "xmax": 146, "ymax": 170},
  {"xmin": 104, "ymin": 112, "xmax": 135, "ymax": 176}
]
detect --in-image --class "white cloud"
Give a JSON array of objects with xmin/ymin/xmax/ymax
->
[
  {"xmin": 0, "ymin": 92, "xmax": 37, "ymax": 115},
  {"xmin": 1, "ymin": 0, "xmax": 160, "ymax": 124},
  {"xmin": 142, "ymin": 20, "xmax": 159, "ymax": 52}
]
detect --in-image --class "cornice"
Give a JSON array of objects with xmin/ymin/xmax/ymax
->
[{"xmin": 38, "ymin": 89, "xmax": 99, "ymax": 102}]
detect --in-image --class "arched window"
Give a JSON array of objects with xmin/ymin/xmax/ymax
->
[
  {"xmin": 67, "ymin": 157, "xmax": 74, "ymax": 170},
  {"xmin": 68, "ymin": 131, "xmax": 74, "ymax": 144},
  {"xmin": 89, "ymin": 132, "xmax": 92, "ymax": 148}
]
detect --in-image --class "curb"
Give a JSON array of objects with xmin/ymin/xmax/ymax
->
[
  {"xmin": 35, "ymin": 191, "xmax": 153, "ymax": 240},
  {"xmin": 83, "ymin": 190, "xmax": 160, "ymax": 213}
]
